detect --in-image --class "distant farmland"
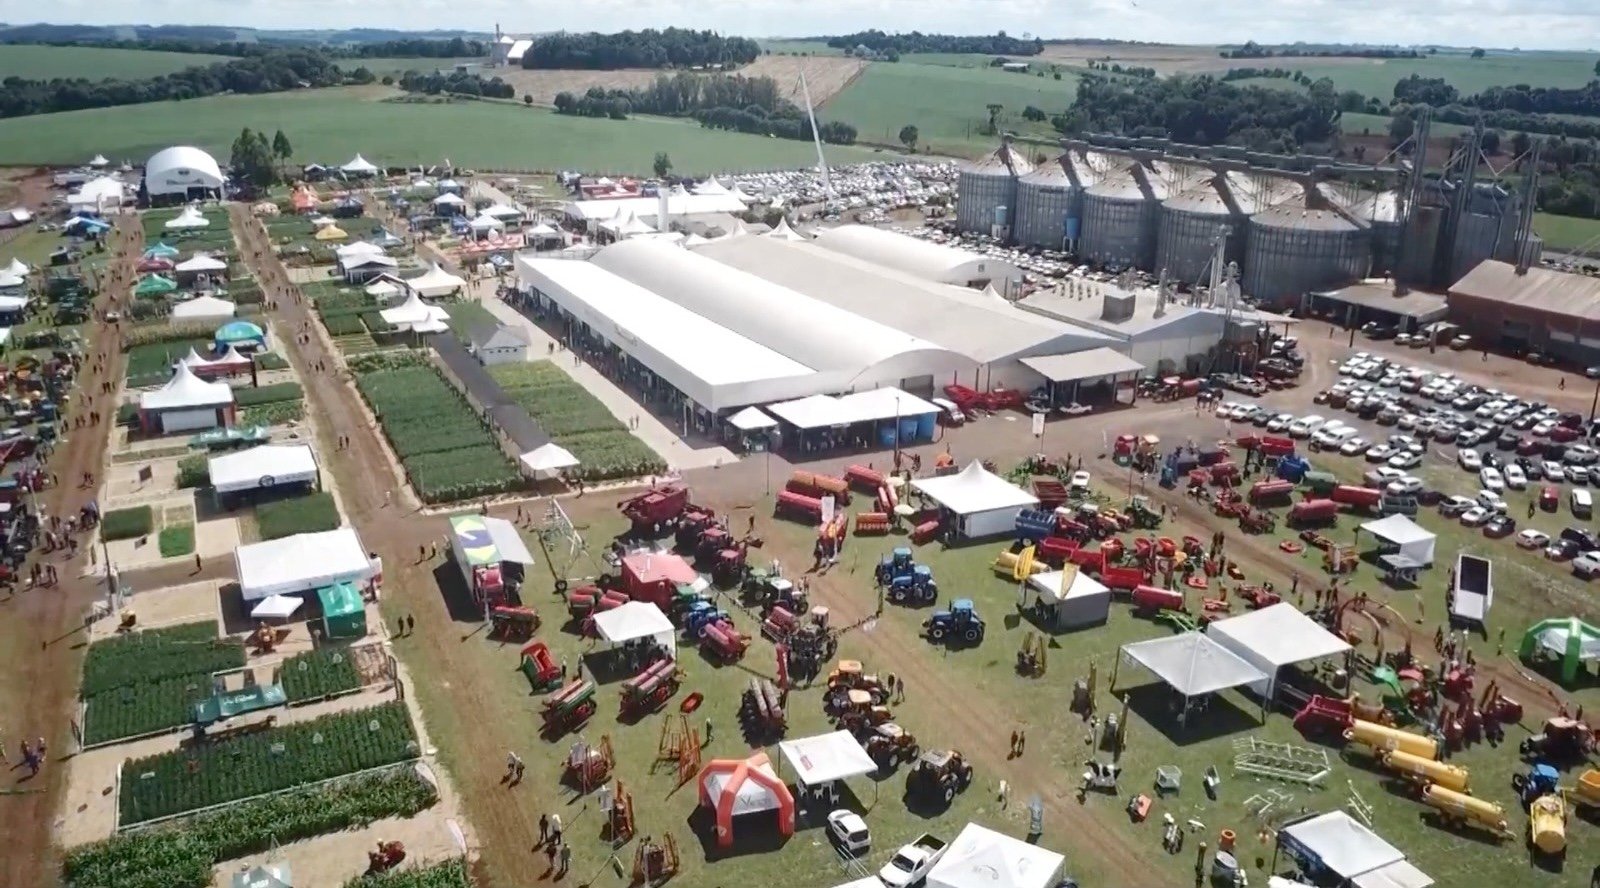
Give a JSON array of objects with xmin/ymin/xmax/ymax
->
[
  {"xmin": 495, "ymin": 54, "xmax": 868, "ymax": 107},
  {"xmin": 0, "ymin": 44, "xmax": 229, "ymax": 80},
  {"xmin": 0, "ymin": 86, "xmax": 895, "ymax": 175}
]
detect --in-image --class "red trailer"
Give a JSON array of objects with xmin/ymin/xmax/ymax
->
[
  {"xmin": 1036, "ymin": 536, "xmax": 1079, "ymax": 567},
  {"xmin": 844, "ymin": 464, "xmax": 884, "ymax": 493},
  {"xmin": 943, "ymin": 384, "xmax": 981, "ymax": 413},
  {"xmin": 789, "ymin": 471, "xmax": 851, "ymax": 505},
  {"xmin": 1248, "ymin": 480, "xmax": 1294, "ymax": 504},
  {"xmin": 984, "ymin": 387, "xmax": 1026, "ymax": 411},
  {"xmin": 1259, "ymin": 436, "xmax": 1295, "ymax": 457},
  {"xmin": 1209, "ymin": 462, "xmax": 1240, "ymax": 485},
  {"xmin": 775, "ymin": 490, "xmax": 822, "ymax": 522},
  {"xmin": 1132, "ymin": 584, "xmax": 1186, "ymax": 612},
  {"xmin": 619, "ymin": 486, "xmax": 691, "ymax": 535},
  {"xmin": 1289, "ymin": 499, "xmax": 1340, "ymax": 526},
  {"xmin": 1101, "ymin": 564, "xmax": 1146, "ymax": 592},
  {"xmin": 1331, "ymin": 485, "xmax": 1382, "ymax": 509},
  {"xmin": 620, "ymin": 658, "xmax": 682, "ymax": 716},
  {"xmin": 702, "ymin": 620, "xmax": 750, "ymax": 661}
]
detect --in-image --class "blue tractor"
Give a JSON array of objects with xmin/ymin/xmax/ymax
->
[
  {"xmin": 683, "ymin": 601, "xmax": 731, "ymax": 639},
  {"xmin": 1513, "ymin": 763, "xmax": 1562, "ymax": 807},
  {"xmin": 888, "ymin": 564, "xmax": 938, "ymax": 606},
  {"xmin": 924, "ymin": 599, "xmax": 985, "ymax": 646},
  {"xmin": 875, "ymin": 548, "xmax": 915, "ymax": 586}
]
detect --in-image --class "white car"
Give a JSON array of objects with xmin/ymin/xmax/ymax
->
[
  {"xmin": 1504, "ymin": 464, "xmax": 1528, "ymax": 489},
  {"xmin": 826, "ymin": 810, "xmax": 871, "ymax": 855},
  {"xmin": 1571, "ymin": 465, "xmax": 1591, "ymax": 485},
  {"xmin": 1372, "ymin": 467, "xmax": 1405, "ymax": 484},
  {"xmin": 1388, "ymin": 451, "xmax": 1423, "ymax": 469},
  {"xmin": 1533, "ymin": 419, "xmax": 1559, "ymax": 437},
  {"xmin": 1476, "ymin": 489, "xmax": 1506, "ymax": 511},
  {"xmin": 1458, "ymin": 449, "xmax": 1482, "ymax": 471},
  {"xmin": 1459, "ymin": 506, "xmax": 1490, "ymax": 526},
  {"xmin": 1517, "ymin": 529, "xmax": 1551, "ymax": 550},
  {"xmin": 1266, "ymin": 413, "xmax": 1295, "ymax": 433},
  {"xmin": 1544, "ymin": 462, "xmax": 1567, "ymax": 482},
  {"xmin": 1439, "ymin": 495, "xmax": 1476, "ymax": 516},
  {"xmin": 1220, "ymin": 402, "xmax": 1251, "ymax": 420},
  {"xmin": 1574, "ymin": 551, "xmax": 1600, "ymax": 580},
  {"xmin": 1340, "ymin": 437, "xmax": 1371, "ymax": 456},
  {"xmin": 1069, "ymin": 471, "xmax": 1092, "ymax": 492},
  {"xmin": 1397, "ymin": 413, "xmax": 1419, "ymax": 430},
  {"xmin": 1479, "ymin": 466, "xmax": 1504, "ymax": 491},
  {"xmin": 1061, "ymin": 402, "xmax": 1093, "ymax": 417},
  {"xmin": 1366, "ymin": 444, "xmax": 1396, "ymax": 462},
  {"xmin": 1288, "ymin": 415, "xmax": 1326, "ymax": 438},
  {"xmin": 1386, "ymin": 476, "xmax": 1423, "ymax": 497},
  {"xmin": 1567, "ymin": 444, "xmax": 1599, "ymax": 465}
]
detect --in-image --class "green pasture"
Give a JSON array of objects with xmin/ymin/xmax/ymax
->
[
  {"xmin": 1533, "ymin": 212, "xmax": 1600, "ymax": 253},
  {"xmin": 0, "ymin": 44, "xmax": 229, "ymax": 80},
  {"xmin": 824, "ymin": 62, "xmax": 1079, "ymax": 156},
  {"xmin": 0, "ymin": 86, "xmax": 897, "ymax": 175},
  {"xmin": 1267, "ymin": 52, "xmax": 1600, "ymax": 101}
]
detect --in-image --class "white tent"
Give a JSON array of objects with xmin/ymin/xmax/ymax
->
[
  {"xmin": 88, "ymin": 154, "xmax": 110, "ymax": 167},
  {"xmin": 404, "ymin": 263, "xmax": 467, "ymax": 298},
  {"xmin": 720, "ymin": 219, "xmax": 752, "ymax": 239},
  {"xmin": 910, "ymin": 461, "xmax": 1040, "ymax": 539},
  {"xmin": 520, "ymin": 443, "xmax": 579, "ymax": 476},
  {"xmin": 702, "ymin": 757, "xmax": 784, "ymax": 816},
  {"xmin": 469, "ymin": 213, "xmax": 505, "ymax": 233},
  {"xmin": 1023, "ymin": 567, "xmax": 1111, "ymax": 629},
  {"xmin": 766, "ymin": 217, "xmax": 807, "ymax": 242},
  {"xmin": 139, "ymin": 363, "xmax": 234, "ymax": 411},
  {"xmin": 927, "ymin": 823, "xmax": 1064, "ymax": 888},
  {"xmin": 1360, "ymin": 514, "xmax": 1436, "ymax": 565},
  {"xmin": 172, "ymin": 295, "xmax": 237, "ymax": 320},
  {"xmin": 309, "ymin": 214, "xmax": 338, "ymax": 227},
  {"xmin": 341, "ymin": 154, "xmax": 380, "ymax": 176},
  {"xmin": 336, "ymin": 241, "xmax": 386, "ymax": 261},
  {"xmin": 365, "ymin": 278, "xmax": 403, "ymax": 300},
  {"xmin": 174, "ymin": 254, "xmax": 228, "ymax": 273},
  {"xmin": 4, "ymin": 258, "xmax": 28, "ymax": 277},
  {"xmin": 526, "ymin": 222, "xmax": 559, "ymax": 238},
  {"xmin": 483, "ymin": 203, "xmax": 524, "ymax": 220},
  {"xmin": 726, "ymin": 406, "xmax": 778, "ymax": 431},
  {"xmin": 209, "ymin": 444, "xmax": 319, "ymax": 495},
  {"xmin": 694, "ymin": 176, "xmax": 730, "ymax": 196},
  {"xmin": 605, "ymin": 210, "xmax": 656, "ymax": 238},
  {"xmin": 236, "ymin": 527, "xmax": 373, "ymax": 601},
  {"xmin": 164, "ymin": 206, "xmax": 210, "ymax": 229},
  {"xmin": 591, "ymin": 601, "xmax": 676, "ymax": 656},
  {"xmin": 379, "ymin": 291, "xmax": 452, "ymax": 330},
  {"xmin": 1206, "ymin": 603, "xmax": 1352, "ymax": 696},
  {"xmin": 777, "ymin": 731, "xmax": 877, "ymax": 787},
  {"xmin": 431, "ymin": 192, "xmax": 467, "ymax": 207},
  {"xmin": 1279, "ymin": 812, "xmax": 1434, "ymax": 888},
  {"xmin": 1118, "ymin": 632, "xmax": 1268, "ymax": 699},
  {"xmin": 69, "ymin": 175, "xmax": 125, "ymax": 209},
  {"xmin": 249, "ymin": 594, "xmax": 304, "ymax": 621},
  {"xmin": 0, "ymin": 274, "xmax": 25, "ymax": 291}
]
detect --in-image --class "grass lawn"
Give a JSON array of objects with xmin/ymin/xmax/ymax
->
[
  {"xmin": 1532, "ymin": 212, "xmax": 1600, "ymax": 253},
  {"xmin": 0, "ymin": 86, "xmax": 899, "ymax": 175},
  {"xmin": 824, "ymin": 61, "xmax": 1078, "ymax": 156},
  {"xmin": 0, "ymin": 44, "xmax": 229, "ymax": 80},
  {"xmin": 1, "ymin": 227, "xmax": 71, "ymax": 269},
  {"xmin": 442, "ymin": 300, "xmax": 499, "ymax": 338},
  {"xmin": 1250, "ymin": 51, "xmax": 1600, "ymax": 101}
]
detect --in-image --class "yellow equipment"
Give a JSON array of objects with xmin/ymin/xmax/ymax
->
[
  {"xmin": 1529, "ymin": 794, "xmax": 1567, "ymax": 855},
  {"xmin": 992, "ymin": 550, "xmax": 1047, "ymax": 579},
  {"xmin": 1012, "ymin": 545, "xmax": 1036, "ymax": 581},
  {"xmin": 1344, "ymin": 719, "xmax": 1438, "ymax": 760},
  {"xmin": 1420, "ymin": 784, "xmax": 1509, "ymax": 838},
  {"xmin": 1378, "ymin": 750, "xmax": 1469, "ymax": 792}
]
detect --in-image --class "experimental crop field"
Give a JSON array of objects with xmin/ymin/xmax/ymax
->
[
  {"xmin": 489, "ymin": 361, "xmax": 665, "ymax": 482},
  {"xmin": 353, "ymin": 358, "xmax": 521, "ymax": 502},
  {"xmin": 255, "ymin": 490, "xmax": 341, "ymax": 540},
  {"xmin": 80, "ymin": 622, "xmax": 245, "ymax": 746},
  {"xmin": 0, "ymin": 44, "xmax": 229, "ymax": 80},
  {"xmin": 118, "ymin": 701, "xmax": 417, "ymax": 824},
  {"xmin": 279, "ymin": 648, "xmax": 362, "ymax": 702}
]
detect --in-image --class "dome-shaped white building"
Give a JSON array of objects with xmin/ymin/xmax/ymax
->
[{"xmin": 144, "ymin": 146, "xmax": 225, "ymax": 202}]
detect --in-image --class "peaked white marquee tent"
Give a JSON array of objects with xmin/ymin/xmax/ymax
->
[
  {"xmin": 404, "ymin": 263, "xmax": 466, "ymax": 298},
  {"xmin": 766, "ymin": 218, "xmax": 808, "ymax": 242},
  {"xmin": 1206, "ymin": 603, "xmax": 1352, "ymax": 696},
  {"xmin": 164, "ymin": 205, "xmax": 210, "ymax": 229},
  {"xmin": 910, "ymin": 461, "xmax": 1040, "ymax": 539},
  {"xmin": 341, "ymin": 154, "xmax": 380, "ymax": 176},
  {"xmin": 726, "ymin": 406, "xmax": 779, "ymax": 431},
  {"xmin": 140, "ymin": 363, "xmax": 234, "ymax": 411},
  {"xmin": 1359, "ymin": 514, "xmax": 1436, "ymax": 566},
  {"xmin": 1116, "ymin": 631, "xmax": 1268, "ymax": 703},
  {"xmin": 379, "ymin": 291, "xmax": 451, "ymax": 331},
  {"xmin": 927, "ymin": 823, "xmax": 1064, "ymax": 888},
  {"xmin": 3, "ymin": 258, "xmax": 27, "ymax": 277},
  {"xmin": 591, "ymin": 601, "xmax": 676, "ymax": 656}
]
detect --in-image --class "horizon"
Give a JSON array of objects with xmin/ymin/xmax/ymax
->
[{"xmin": 0, "ymin": 2, "xmax": 1597, "ymax": 54}]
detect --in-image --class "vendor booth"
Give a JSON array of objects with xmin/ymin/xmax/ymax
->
[
  {"xmin": 448, "ymin": 514, "xmax": 536, "ymax": 602},
  {"xmin": 139, "ymin": 363, "xmax": 236, "ymax": 433},
  {"xmin": 236, "ymin": 527, "xmax": 374, "ymax": 601},
  {"xmin": 403, "ymin": 263, "xmax": 467, "ymax": 298},
  {"xmin": 910, "ymin": 461, "xmax": 1040, "ymax": 541},
  {"xmin": 1022, "ymin": 566, "xmax": 1111, "ymax": 629},
  {"xmin": 317, "ymin": 582, "xmax": 368, "ymax": 639},
  {"xmin": 591, "ymin": 601, "xmax": 676, "ymax": 659},
  {"xmin": 767, "ymin": 387, "xmax": 939, "ymax": 456},
  {"xmin": 209, "ymin": 444, "xmax": 320, "ymax": 506},
  {"xmin": 1358, "ymin": 515, "xmax": 1436, "ymax": 566},
  {"xmin": 1519, "ymin": 617, "xmax": 1600, "ymax": 684},
  {"xmin": 172, "ymin": 294, "xmax": 237, "ymax": 320},
  {"xmin": 725, "ymin": 406, "xmax": 778, "ymax": 451},
  {"xmin": 1205, "ymin": 603, "xmax": 1352, "ymax": 697},
  {"xmin": 1276, "ymin": 811, "xmax": 1433, "ymax": 888},
  {"xmin": 697, "ymin": 751, "xmax": 795, "ymax": 848},
  {"xmin": 928, "ymin": 823, "xmax": 1064, "ymax": 888},
  {"xmin": 1114, "ymin": 631, "xmax": 1269, "ymax": 723},
  {"xmin": 519, "ymin": 443, "xmax": 579, "ymax": 479},
  {"xmin": 777, "ymin": 730, "xmax": 877, "ymax": 809},
  {"xmin": 379, "ymin": 291, "xmax": 451, "ymax": 333},
  {"xmin": 215, "ymin": 320, "xmax": 267, "ymax": 352},
  {"xmin": 249, "ymin": 594, "xmax": 303, "ymax": 621}
]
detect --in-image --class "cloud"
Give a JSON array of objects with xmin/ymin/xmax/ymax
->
[{"xmin": 1, "ymin": 0, "xmax": 1597, "ymax": 50}]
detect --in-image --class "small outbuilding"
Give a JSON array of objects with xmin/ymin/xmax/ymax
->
[
  {"xmin": 910, "ymin": 461, "xmax": 1040, "ymax": 540},
  {"xmin": 139, "ymin": 363, "xmax": 236, "ymax": 433},
  {"xmin": 468, "ymin": 322, "xmax": 532, "ymax": 366},
  {"xmin": 317, "ymin": 582, "xmax": 368, "ymax": 639},
  {"xmin": 1022, "ymin": 566, "xmax": 1111, "ymax": 629}
]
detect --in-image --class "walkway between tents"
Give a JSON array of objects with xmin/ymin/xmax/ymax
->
[{"xmin": 430, "ymin": 333, "xmax": 551, "ymax": 453}]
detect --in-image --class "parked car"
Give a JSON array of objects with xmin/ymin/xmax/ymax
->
[
  {"xmin": 1517, "ymin": 529, "xmax": 1551, "ymax": 549},
  {"xmin": 1573, "ymin": 550, "xmax": 1600, "ymax": 580},
  {"xmin": 1479, "ymin": 466, "xmax": 1504, "ymax": 491},
  {"xmin": 1460, "ymin": 506, "xmax": 1490, "ymax": 527},
  {"xmin": 1439, "ymin": 495, "xmax": 1476, "ymax": 517},
  {"xmin": 1476, "ymin": 489, "xmax": 1507, "ymax": 511},
  {"xmin": 1571, "ymin": 465, "xmax": 1592, "ymax": 485},
  {"xmin": 1541, "ymin": 486, "xmax": 1562, "ymax": 511},
  {"xmin": 1386, "ymin": 476, "xmax": 1424, "ymax": 497},
  {"xmin": 1547, "ymin": 539, "xmax": 1581, "ymax": 561},
  {"xmin": 1388, "ymin": 451, "xmax": 1423, "ymax": 469},
  {"xmin": 827, "ymin": 810, "xmax": 871, "ymax": 855},
  {"xmin": 1544, "ymin": 462, "xmax": 1567, "ymax": 482},
  {"xmin": 1573, "ymin": 488, "xmax": 1593, "ymax": 519},
  {"xmin": 1266, "ymin": 413, "xmax": 1295, "ymax": 433},
  {"xmin": 1288, "ymin": 415, "xmax": 1326, "ymax": 438},
  {"xmin": 1366, "ymin": 444, "xmax": 1396, "ymax": 463},
  {"xmin": 1458, "ymin": 449, "xmax": 1482, "ymax": 471},
  {"xmin": 1339, "ymin": 437, "xmax": 1371, "ymax": 456},
  {"xmin": 1484, "ymin": 514, "xmax": 1517, "ymax": 538},
  {"xmin": 1450, "ymin": 335, "xmax": 1473, "ymax": 350},
  {"xmin": 1504, "ymin": 464, "xmax": 1528, "ymax": 489}
]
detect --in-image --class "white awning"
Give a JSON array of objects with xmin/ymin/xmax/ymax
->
[
  {"xmin": 0, "ymin": 275, "xmax": 26, "ymax": 292},
  {"xmin": 777, "ymin": 731, "xmax": 877, "ymax": 787},
  {"xmin": 1352, "ymin": 862, "xmax": 1435, "ymax": 888},
  {"xmin": 520, "ymin": 443, "xmax": 579, "ymax": 474},
  {"xmin": 171, "ymin": 295, "xmax": 237, "ymax": 319},
  {"xmin": 928, "ymin": 823, "xmax": 1064, "ymax": 888},
  {"xmin": 174, "ymin": 254, "xmax": 227, "ymax": 273},
  {"xmin": 590, "ymin": 601, "xmax": 675, "ymax": 655},
  {"xmin": 140, "ymin": 363, "xmax": 234, "ymax": 410},
  {"xmin": 1280, "ymin": 812, "xmax": 1429, "ymax": 885},
  {"xmin": 911, "ymin": 461, "xmax": 1039, "ymax": 516},
  {"xmin": 249, "ymin": 594, "xmax": 304, "ymax": 620},
  {"xmin": 483, "ymin": 203, "xmax": 524, "ymax": 219},
  {"xmin": 482, "ymin": 516, "xmax": 536, "ymax": 565},
  {"xmin": 726, "ymin": 406, "xmax": 778, "ymax": 431},
  {"xmin": 1360, "ymin": 514, "xmax": 1436, "ymax": 565},
  {"xmin": 1021, "ymin": 347, "xmax": 1145, "ymax": 382},
  {"xmin": 527, "ymin": 222, "xmax": 559, "ymax": 237},
  {"xmin": 236, "ymin": 527, "xmax": 373, "ymax": 600},
  {"xmin": 1206, "ymin": 603, "xmax": 1351, "ymax": 695},
  {"xmin": 209, "ymin": 444, "xmax": 319, "ymax": 494},
  {"xmin": 365, "ymin": 279, "xmax": 402, "ymax": 299},
  {"xmin": 766, "ymin": 387, "xmax": 940, "ymax": 430},
  {"xmin": 1119, "ymin": 632, "xmax": 1268, "ymax": 698}
]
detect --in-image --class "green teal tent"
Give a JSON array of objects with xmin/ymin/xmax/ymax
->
[
  {"xmin": 215, "ymin": 320, "xmax": 266, "ymax": 349},
  {"xmin": 192, "ymin": 683, "xmax": 287, "ymax": 725},
  {"xmin": 144, "ymin": 242, "xmax": 181, "ymax": 260},
  {"xmin": 134, "ymin": 274, "xmax": 177, "ymax": 298},
  {"xmin": 318, "ymin": 582, "xmax": 367, "ymax": 639},
  {"xmin": 188, "ymin": 425, "xmax": 270, "ymax": 450},
  {"xmin": 1519, "ymin": 617, "xmax": 1600, "ymax": 684}
]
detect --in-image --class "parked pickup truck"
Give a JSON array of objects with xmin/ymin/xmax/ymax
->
[{"xmin": 879, "ymin": 833, "xmax": 947, "ymax": 888}]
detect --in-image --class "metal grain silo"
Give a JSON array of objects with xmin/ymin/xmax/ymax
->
[
  {"xmin": 1398, "ymin": 205, "xmax": 1444, "ymax": 285},
  {"xmin": 1156, "ymin": 174, "xmax": 1244, "ymax": 285},
  {"xmin": 1013, "ymin": 154, "xmax": 1083, "ymax": 249},
  {"xmin": 956, "ymin": 140, "xmax": 1034, "ymax": 237},
  {"xmin": 1450, "ymin": 212, "xmax": 1504, "ymax": 283},
  {"xmin": 1244, "ymin": 207, "xmax": 1371, "ymax": 306},
  {"xmin": 1079, "ymin": 164, "xmax": 1160, "ymax": 269}
]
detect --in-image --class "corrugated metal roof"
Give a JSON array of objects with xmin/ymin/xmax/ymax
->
[
  {"xmin": 1164, "ymin": 177, "xmax": 1235, "ymax": 216},
  {"xmin": 1450, "ymin": 260, "xmax": 1600, "ymax": 321},
  {"xmin": 1226, "ymin": 173, "xmax": 1303, "ymax": 215},
  {"xmin": 1251, "ymin": 206, "xmax": 1361, "ymax": 233},
  {"xmin": 1020, "ymin": 156, "xmax": 1075, "ymax": 186},
  {"xmin": 962, "ymin": 143, "xmax": 1035, "ymax": 178},
  {"xmin": 1087, "ymin": 165, "xmax": 1154, "ymax": 201},
  {"xmin": 1318, "ymin": 183, "xmax": 1400, "ymax": 224}
]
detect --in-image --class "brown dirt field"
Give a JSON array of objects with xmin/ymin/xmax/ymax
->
[
  {"xmin": 1037, "ymin": 43, "xmax": 1384, "ymax": 77},
  {"xmin": 496, "ymin": 55, "xmax": 868, "ymax": 107}
]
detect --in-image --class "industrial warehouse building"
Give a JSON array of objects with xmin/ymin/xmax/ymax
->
[
  {"xmin": 143, "ymin": 146, "xmax": 225, "ymax": 203},
  {"xmin": 1448, "ymin": 260, "xmax": 1600, "ymax": 362}
]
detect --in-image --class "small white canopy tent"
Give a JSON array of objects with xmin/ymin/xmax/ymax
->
[
  {"xmin": 172, "ymin": 295, "xmax": 237, "ymax": 320},
  {"xmin": 483, "ymin": 203, "xmax": 524, "ymax": 220},
  {"xmin": 341, "ymin": 154, "xmax": 380, "ymax": 176},
  {"xmin": 1116, "ymin": 632, "xmax": 1268, "ymax": 701},
  {"xmin": 249, "ymin": 594, "xmax": 304, "ymax": 621},
  {"xmin": 1360, "ymin": 515, "xmax": 1436, "ymax": 565},
  {"xmin": 1023, "ymin": 567, "xmax": 1111, "ymax": 629},
  {"xmin": 140, "ymin": 363, "xmax": 234, "ymax": 411},
  {"xmin": 209, "ymin": 444, "xmax": 319, "ymax": 495},
  {"xmin": 519, "ymin": 443, "xmax": 579, "ymax": 478},
  {"xmin": 766, "ymin": 217, "xmax": 807, "ymax": 242},
  {"xmin": 605, "ymin": 210, "xmax": 656, "ymax": 239},
  {"xmin": 591, "ymin": 601, "xmax": 676, "ymax": 657},
  {"xmin": 727, "ymin": 406, "xmax": 779, "ymax": 431},
  {"xmin": 4, "ymin": 258, "xmax": 28, "ymax": 277},
  {"xmin": 1206, "ymin": 603, "xmax": 1352, "ymax": 696},
  {"xmin": 164, "ymin": 206, "xmax": 210, "ymax": 229},
  {"xmin": 431, "ymin": 192, "xmax": 467, "ymax": 207},
  {"xmin": 380, "ymin": 291, "xmax": 451, "ymax": 331},
  {"xmin": 910, "ymin": 461, "xmax": 1040, "ymax": 539},
  {"xmin": 469, "ymin": 213, "xmax": 505, "ymax": 233},
  {"xmin": 404, "ymin": 263, "xmax": 467, "ymax": 297},
  {"xmin": 174, "ymin": 254, "xmax": 228, "ymax": 274},
  {"xmin": 88, "ymin": 154, "xmax": 110, "ymax": 167},
  {"xmin": 694, "ymin": 176, "xmax": 731, "ymax": 196},
  {"xmin": 526, "ymin": 222, "xmax": 559, "ymax": 238},
  {"xmin": 927, "ymin": 823, "xmax": 1064, "ymax": 888},
  {"xmin": 777, "ymin": 731, "xmax": 877, "ymax": 787},
  {"xmin": 364, "ymin": 277, "xmax": 403, "ymax": 301},
  {"xmin": 0, "ymin": 274, "xmax": 26, "ymax": 291},
  {"xmin": 236, "ymin": 527, "xmax": 373, "ymax": 601},
  {"xmin": 1278, "ymin": 812, "xmax": 1433, "ymax": 888}
]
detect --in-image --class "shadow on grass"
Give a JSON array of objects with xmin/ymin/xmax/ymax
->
[
  {"xmin": 685, "ymin": 806, "xmax": 793, "ymax": 861},
  {"xmin": 431, "ymin": 561, "xmax": 488, "ymax": 626},
  {"xmin": 1117, "ymin": 684, "xmax": 1264, "ymax": 747}
]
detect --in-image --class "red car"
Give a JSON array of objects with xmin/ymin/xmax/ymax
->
[
  {"xmin": 1551, "ymin": 425, "xmax": 1583, "ymax": 443},
  {"xmin": 1518, "ymin": 438, "xmax": 1545, "ymax": 456},
  {"xmin": 1540, "ymin": 486, "xmax": 1561, "ymax": 512}
]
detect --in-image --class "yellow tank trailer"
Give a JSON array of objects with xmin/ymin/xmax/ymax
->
[
  {"xmin": 992, "ymin": 550, "xmax": 1048, "ymax": 579},
  {"xmin": 1344, "ymin": 719, "xmax": 1439, "ymax": 760},
  {"xmin": 1379, "ymin": 750, "xmax": 1469, "ymax": 792},
  {"xmin": 1528, "ymin": 794, "xmax": 1567, "ymax": 855},
  {"xmin": 1420, "ymin": 784, "xmax": 1510, "ymax": 838}
]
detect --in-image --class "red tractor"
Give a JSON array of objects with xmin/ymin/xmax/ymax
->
[
  {"xmin": 620, "ymin": 486, "xmax": 691, "ymax": 537},
  {"xmin": 620, "ymin": 659, "xmax": 682, "ymax": 717},
  {"xmin": 674, "ymin": 506, "xmax": 719, "ymax": 551}
]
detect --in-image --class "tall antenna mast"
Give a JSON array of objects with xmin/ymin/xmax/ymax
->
[{"xmin": 799, "ymin": 71, "xmax": 833, "ymax": 197}]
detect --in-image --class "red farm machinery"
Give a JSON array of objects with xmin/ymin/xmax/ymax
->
[{"xmin": 620, "ymin": 658, "xmax": 683, "ymax": 717}]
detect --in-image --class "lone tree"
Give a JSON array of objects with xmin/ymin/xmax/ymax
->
[
  {"xmin": 271, "ymin": 129, "xmax": 292, "ymax": 162},
  {"xmin": 230, "ymin": 127, "xmax": 277, "ymax": 189},
  {"xmin": 985, "ymin": 103, "xmax": 1004, "ymax": 135},
  {"xmin": 653, "ymin": 151, "xmax": 673, "ymax": 178},
  {"xmin": 898, "ymin": 125, "xmax": 919, "ymax": 151},
  {"xmin": 1470, "ymin": 48, "xmax": 1486, "ymax": 59},
  {"xmin": 1594, "ymin": 58, "xmax": 1600, "ymax": 77}
]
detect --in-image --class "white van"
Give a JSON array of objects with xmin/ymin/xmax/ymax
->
[
  {"xmin": 1314, "ymin": 425, "xmax": 1359, "ymax": 448},
  {"xmin": 1573, "ymin": 488, "xmax": 1593, "ymax": 519},
  {"xmin": 931, "ymin": 397, "xmax": 965, "ymax": 426}
]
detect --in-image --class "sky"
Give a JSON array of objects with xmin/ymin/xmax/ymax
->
[{"xmin": 0, "ymin": 0, "xmax": 1598, "ymax": 52}]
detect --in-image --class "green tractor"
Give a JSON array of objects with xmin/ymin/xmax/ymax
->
[{"xmin": 1128, "ymin": 495, "xmax": 1162, "ymax": 529}]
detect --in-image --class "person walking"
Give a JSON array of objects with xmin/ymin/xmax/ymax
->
[
  {"xmin": 539, "ymin": 813, "xmax": 549, "ymax": 844},
  {"xmin": 558, "ymin": 842, "xmax": 571, "ymax": 877},
  {"xmin": 703, "ymin": 716, "xmax": 714, "ymax": 744},
  {"xmin": 549, "ymin": 812, "xmax": 562, "ymax": 846}
]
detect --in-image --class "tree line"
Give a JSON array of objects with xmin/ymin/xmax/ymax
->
[
  {"xmin": 1221, "ymin": 41, "xmax": 1421, "ymax": 60},
  {"xmin": 0, "ymin": 48, "xmax": 359, "ymax": 118},
  {"xmin": 550, "ymin": 72, "xmax": 857, "ymax": 144},
  {"xmin": 396, "ymin": 70, "xmax": 514, "ymax": 100},
  {"xmin": 521, "ymin": 29, "xmax": 760, "ymax": 71},
  {"xmin": 819, "ymin": 30, "xmax": 1043, "ymax": 57},
  {"xmin": 0, "ymin": 35, "xmax": 487, "ymax": 59},
  {"xmin": 1051, "ymin": 73, "xmax": 1341, "ymax": 153}
]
